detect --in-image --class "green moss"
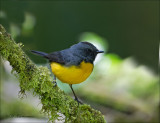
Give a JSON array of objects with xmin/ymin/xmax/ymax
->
[{"xmin": 0, "ymin": 24, "xmax": 106, "ymax": 123}]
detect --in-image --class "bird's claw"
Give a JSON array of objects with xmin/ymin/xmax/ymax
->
[
  {"xmin": 75, "ymin": 98, "xmax": 83, "ymax": 105},
  {"xmin": 52, "ymin": 80, "xmax": 57, "ymax": 88}
]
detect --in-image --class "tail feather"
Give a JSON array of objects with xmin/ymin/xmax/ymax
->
[{"xmin": 31, "ymin": 50, "xmax": 48, "ymax": 57}]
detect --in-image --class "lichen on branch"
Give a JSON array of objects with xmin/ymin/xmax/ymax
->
[{"xmin": 0, "ymin": 24, "xmax": 106, "ymax": 123}]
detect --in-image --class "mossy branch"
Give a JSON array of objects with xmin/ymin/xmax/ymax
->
[{"xmin": 0, "ymin": 25, "xmax": 106, "ymax": 123}]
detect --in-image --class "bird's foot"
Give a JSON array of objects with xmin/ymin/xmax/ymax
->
[
  {"xmin": 74, "ymin": 97, "xmax": 83, "ymax": 105},
  {"xmin": 52, "ymin": 80, "xmax": 57, "ymax": 88}
]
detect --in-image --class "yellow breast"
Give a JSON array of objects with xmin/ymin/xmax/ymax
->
[{"xmin": 50, "ymin": 61, "xmax": 93, "ymax": 84}]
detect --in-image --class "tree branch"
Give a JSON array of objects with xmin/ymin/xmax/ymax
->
[{"xmin": 0, "ymin": 24, "xmax": 106, "ymax": 122}]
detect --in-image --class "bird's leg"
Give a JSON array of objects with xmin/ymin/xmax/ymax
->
[
  {"xmin": 69, "ymin": 84, "xmax": 83, "ymax": 105},
  {"xmin": 53, "ymin": 75, "xmax": 57, "ymax": 87}
]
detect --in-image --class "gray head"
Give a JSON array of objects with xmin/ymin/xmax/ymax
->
[{"xmin": 70, "ymin": 41, "xmax": 104, "ymax": 63}]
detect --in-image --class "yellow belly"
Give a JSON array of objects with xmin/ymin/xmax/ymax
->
[{"xmin": 50, "ymin": 61, "xmax": 93, "ymax": 84}]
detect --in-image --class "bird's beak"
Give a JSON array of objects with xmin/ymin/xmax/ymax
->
[{"xmin": 96, "ymin": 50, "xmax": 104, "ymax": 53}]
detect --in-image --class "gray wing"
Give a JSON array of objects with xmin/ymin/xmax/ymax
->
[
  {"xmin": 47, "ymin": 49, "xmax": 83, "ymax": 66},
  {"xmin": 60, "ymin": 49, "xmax": 83, "ymax": 66},
  {"xmin": 46, "ymin": 51, "xmax": 65, "ymax": 64}
]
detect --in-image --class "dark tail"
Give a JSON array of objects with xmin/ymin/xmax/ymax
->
[{"xmin": 31, "ymin": 50, "xmax": 48, "ymax": 57}]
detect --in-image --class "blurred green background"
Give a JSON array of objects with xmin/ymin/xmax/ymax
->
[{"xmin": 0, "ymin": 0, "xmax": 159, "ymax": 123}]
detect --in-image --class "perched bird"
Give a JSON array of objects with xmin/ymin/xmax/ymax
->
[{"xmin": 31, "ymin": 41, "xmax": 104, "ymax": 104}]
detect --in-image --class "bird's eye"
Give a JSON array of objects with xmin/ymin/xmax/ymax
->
[{"xmin": 86, "ymin": 49, "xmax": 92, "ymax": 52}]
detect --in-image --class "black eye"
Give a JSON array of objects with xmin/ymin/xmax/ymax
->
[{"xmin": 86, "ymin": 48, "xmax": 92, "ymax": 52}]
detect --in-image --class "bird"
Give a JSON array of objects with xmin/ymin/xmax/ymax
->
[{"xmin": 31, "ymin": 41, "xmax": 104, "ymax": 104}]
